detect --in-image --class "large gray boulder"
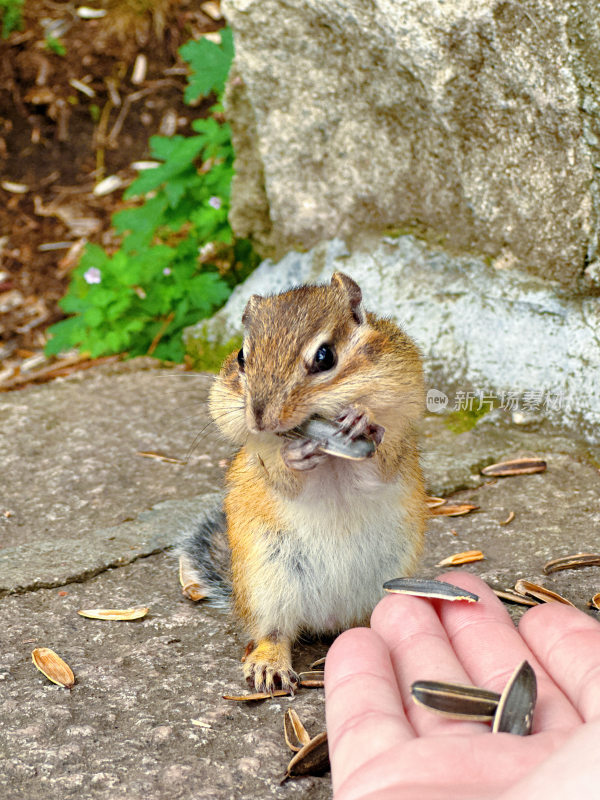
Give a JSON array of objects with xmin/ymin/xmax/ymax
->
[
  {"xmin": 185, "ymin": 236, "xmax": 600, "ymax": 444},
  {"xmin": 223, "ymin": 0, "xmax": 600, "ymax": 289}
]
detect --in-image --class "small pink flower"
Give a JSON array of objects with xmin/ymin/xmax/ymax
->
[
  {"xmin": 83, "ymin": 267, "xmax": 101, "ymax": 284},
  {"xmin": 208, "ymin": 196, "xmax": 222, "ymax": 210},
  {"xmin": 163, "ymin": 267, "xmax": 171, "ymax": 275}
]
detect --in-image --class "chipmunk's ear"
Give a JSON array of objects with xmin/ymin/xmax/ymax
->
[
  {"xmin": 242, "ymin": 294, "xmax": 263, "ymax": 327},
  {"xmin": 330, "ymin": 272, "xmax": 365, "ymax": 324}
]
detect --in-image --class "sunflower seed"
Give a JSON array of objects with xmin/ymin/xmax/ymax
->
[
  {"xmin": 588, "ymin": 593, "xmax": 600, "ymax": 611},
  {"xmin": 492, "ymin": 660, "xmax": 537, "ymax": 736},
  {"xmin": 286, "ymin": 417, "xmax": 376, "ymax": 461},
  {"xmin": 383, "ymin": 578, "xmax": 479, "ymax": 603},
  {"xmin": 411, "ymin": 680, "xmax": 500, "ymax": 721},
  {"xmin": 543, "ymin": 553, "xmax": 600, "ymax": 575},
  {"xmin": 481, "ymin": 459, "xmax": 546, "ymax": 477},
  {"xmin": 309, "ymin": 656, "xmax": 326, "ymax": 670}
]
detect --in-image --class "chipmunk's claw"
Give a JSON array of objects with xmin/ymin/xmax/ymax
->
[
  {"xmin": 243, "ymin": 636, "xmax": 298, "ymax": 694},
  {"xmin": 336, "ymin": 405, "xmax": 385, "ymax": 445},
  {"xmin": 244, "ymin": 659, "xmax": 298, "ymax": 695},
  {"xmin": 281, "ymin": 437, "xmax": 329, "ymax": 471}
]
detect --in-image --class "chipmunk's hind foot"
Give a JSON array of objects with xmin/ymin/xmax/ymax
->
[{"xmin": 243, "ymin": 636, "xmax": 298, "ymax": 694}]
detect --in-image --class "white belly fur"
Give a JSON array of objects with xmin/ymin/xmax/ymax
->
[{"xmin": 248, "ymin": 458, "xmax": 414, "ymax": 639}]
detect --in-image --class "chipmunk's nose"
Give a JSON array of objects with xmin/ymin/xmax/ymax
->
[{"xmin": 252, "ymin": 401, "xmax": 265, "ymax": 431}]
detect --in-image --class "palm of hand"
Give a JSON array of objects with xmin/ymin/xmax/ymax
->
[{"xmin": 325, "ymin": 573, "xmax": 600, "ymax": 800}]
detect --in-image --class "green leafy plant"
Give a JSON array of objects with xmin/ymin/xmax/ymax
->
[
  {"xmin": 45, "ymin": 33, "xmax": 66, "ymax": 55},
  {"xmin": 0, "ymin": 0, "xmax": 23, "ymax": 38},
  {"xmin": 46, "ymin": 28, "xmax": 256, "ymax": 362}
]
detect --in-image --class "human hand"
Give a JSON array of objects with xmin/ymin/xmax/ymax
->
[{"xmin": 325, "ymin": 573, "xmax": 600, "ymax": 800}]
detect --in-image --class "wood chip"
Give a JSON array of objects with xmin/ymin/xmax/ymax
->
[
  {"xmin": 131, "ymin": 54, "xmax": 147, "ymax": 85},
  {"xmin": 481, "ymin": 458, "xmax": 546, "ymax": 477},
  {"xmin": 284, "ymin": 708, "xmax": 311, "ymax": 752},
  {"xmin": 283, "ymin": 731, "xmax": 329, "ymax": 781},
  {"xmin": 425, "ymin": 496, "xmax": 447, "ymax": 508},
  {"xmin": 543, "ymin": 553, "xmax": 600, "ymax": 575},
  {"xmin": 436, "ymin": 550, "xmax": 485, "ymax": 568},
  {"xmin": 69, "ymin": 78, "xmax": 96, "ymax": 98},
  {"xmin": 77, "ymin": 607, "xmax": 149, "ymax": 620},
  {"xmin": 31, "ymin": 648, "xmax": 75, "ymax": 688},
  {"xmin": 77, "ymin": 6, "xmax": 107, "ymax": 18},
  {"xmin": 223, "ymin": 690, "xmax": 292, "ymax": 701},
  {"xmin": 514, "ymin": 579, "xmax": 575, "ymax": 607},
  {"xmin": 493, "ymin": 589, "xmax": 539, "ymax": 607},
  {"xmin": 383, "ymin": 577, "xmax": 479, "ymax": 603},
  {"xmin": 2, "ymin": 180, "xmax": 28, "ymax": 193},
  {"xmin": 430, "ymin": 503, "xmax": 479, "ymax": 517},
  {"xmin": 499, "ymin": 511, "xmax": 515, "ymax": 526}
]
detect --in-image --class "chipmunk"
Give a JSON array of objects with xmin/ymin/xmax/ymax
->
[{"xmin": 178, "ymin": 272, "xmax": 426, "ymax": 692}]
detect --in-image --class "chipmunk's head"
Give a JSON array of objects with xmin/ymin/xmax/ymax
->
[{"xmin": 235, "ymin": 272, "xmax": 368, "ymax": 435}]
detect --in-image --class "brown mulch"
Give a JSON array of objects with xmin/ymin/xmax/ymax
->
[{"xmin": 0, "ymin": 0, "xmax": 222, "ymax": 386}]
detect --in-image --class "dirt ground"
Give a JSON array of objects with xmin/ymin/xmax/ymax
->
[{"xmin": 0, "ymin": 0, "xmax": 221, "ymax": 380}]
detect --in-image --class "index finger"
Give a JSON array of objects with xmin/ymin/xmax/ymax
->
[{"xmin": 324, "ymin": 626, "xmax": 414, "ymax": 793}]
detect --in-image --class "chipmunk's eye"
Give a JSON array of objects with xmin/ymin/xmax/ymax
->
[
  {"xmin": 311, "ymin": 344, "xmax": 336, "ymax": 373},
  {"xmin": 237, "ymin": 348, "xmax": 245, "ymax": 372}
]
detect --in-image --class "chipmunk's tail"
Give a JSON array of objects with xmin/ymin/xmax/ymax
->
[{"xmin": 176, "ymin": 493, "xmax": 232, "ymax": 607}]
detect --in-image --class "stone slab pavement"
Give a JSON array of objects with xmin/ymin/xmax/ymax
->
[{"xmin": 1, "ymin": 359, "xmax": 599, "ymax": 799}]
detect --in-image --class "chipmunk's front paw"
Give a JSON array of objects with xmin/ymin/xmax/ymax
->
[
  {"xmin": 244, "ymin": 658, "xmax": 298, "ymax": 694},
  {"xmin": 243, "ymin": 637, "xmax": 298, "ymax": 694},
  {"xmin": 336, "ymin": 404, "xmax": 385, "ymax": 445},
  {"xmin": 281, "ymin": 437, "xmax": 328, "ymax": 471}
]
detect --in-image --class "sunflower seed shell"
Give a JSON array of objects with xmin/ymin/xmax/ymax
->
[
  {"xmin": 425, "ymin": 496, "xmax": 447, "ymax": 508},
  {"xmin": 31, "ymin": 648, "xmax": 75, "ymax": 689},
  {"xmin": 77, "ymin": 607, "xmax": 149, "ymax": 620},
  {"xmin": 411, "ymin": 680, "xmax": 500, "ymax": 721},
  {"xmin": 436, "ymin": 550, "xmax": 485, "ymax": 568},
  {"xmin": 492, "ymin": 660, "xmax": 537, "ymax": 736},
  {"xmin": 481, "ymin": 458, "xmax": 546, "ymax": 477},
  {"xmin": 383, "ymin": 578, "xmax": 479, "ymax": 603},
  {"xmin": 543, "ymin": 553, "xmax": 600, "ymax": 575},
  {"xmin": 514, "ymin": 579, "xmax": 575, "ymax": 607},
  {"xmin": 493, "ymin": 589, "xmax": 539, "ymax": 607},
  {"xmin": 430, "ymin": 504, "xmax": 479, "ymax": 517},
  {"xmin": 284, "ymin": 731, "xmax": 329, "ymax": 780},
  {"xmin": 223, "ymin": 690, "xmax": 291, "ymax": 701},
  {"xmin": 284, "ymin": 709, "xmax": 312, "ymax": 752}
]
